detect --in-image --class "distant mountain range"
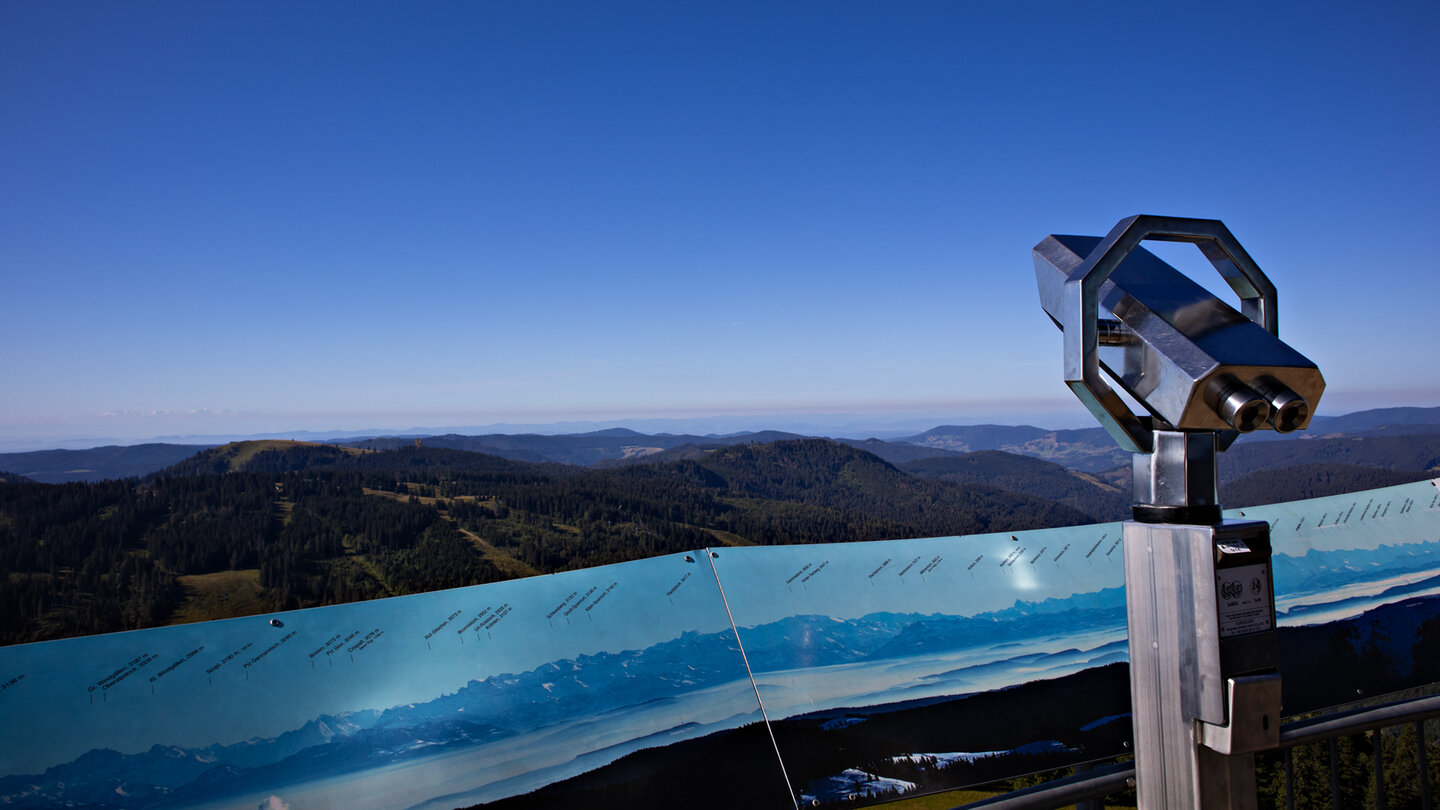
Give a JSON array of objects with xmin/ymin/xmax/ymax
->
[
  {"xmin": 1271, "ymin": 539, "xmax": 1440, "ymax": 601},
  {"xmin": 0, "ymin": 443, "xmax": 220, "ymax": 484},
  {"xmin": 4, "ymin": 406, "xmax": 1437, "ymax": 487}
]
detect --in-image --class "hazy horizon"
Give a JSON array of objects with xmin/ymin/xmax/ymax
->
[{"xmin": 3, "ymin": 390, "xmax": 1437, "ymax": 454}]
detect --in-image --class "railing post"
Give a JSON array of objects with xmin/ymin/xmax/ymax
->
[
  {"xmin": 1419, "ymin": 720, "xmax": 1432, "ymax": 810},
  {"xmin": 1330, "ymin": 738, "xmax": 1341, "ymax": 808},
  {"xmin": 1374, "ymin": 729, "xmax": 1388, "ymax": 810},
  {"xmin": 1072, "ymin": 762, "xmax": 1102, "ymax": 810},
  {"xmin": 1284, "ymin": 748, "xmax": 1295, "ymax": 810}
]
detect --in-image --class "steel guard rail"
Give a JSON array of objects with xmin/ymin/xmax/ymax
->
[{"xmin": 949, "ymin": 694, "xmax": 1440, "ymax": 810}]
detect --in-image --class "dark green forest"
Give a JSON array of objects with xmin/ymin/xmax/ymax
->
[
  {"xmin": 0, "ymin": 439, "xmax": 1098, "ymax": 645},
  {"xmin": 5, "ymin": 429, "xmax": 1435, "ymax": 647},
  {"xmin": 1220, "ymin": 463, "xmax": 1436, "ymax": 508}
]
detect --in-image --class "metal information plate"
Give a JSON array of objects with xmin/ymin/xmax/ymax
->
[{"xmin": 1216, "ymin": 562, "xmax": 1273, "ymax": 637}]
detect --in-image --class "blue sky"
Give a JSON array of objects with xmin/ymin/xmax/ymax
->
[{"xmin": 3, "ymin": 2, "xmax": 1438, "ymax": 448}]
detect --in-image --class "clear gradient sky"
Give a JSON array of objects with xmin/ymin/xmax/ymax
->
[{"xmin": 3, "ymin": 2, "xmax": 1438, "ymax": 450}]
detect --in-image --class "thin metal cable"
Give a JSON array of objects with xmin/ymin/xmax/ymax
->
[{"xmin": 705, "ymin": 547, "xmax": 801, "ymax": 810}]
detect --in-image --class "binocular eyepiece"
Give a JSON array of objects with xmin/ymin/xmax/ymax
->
[{"xmin": 1204, "ymin": 374, "xmax": 1308, "ymax": 434}]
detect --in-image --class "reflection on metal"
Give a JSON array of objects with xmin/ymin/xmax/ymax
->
[
  {"xmin": 1033, "ymin": 215, "xmax": 1325, "ymax": 454},
  {"xmin": 1034, "ymin": 216, "xmax": 1328, "ymax": 809},
  {"xmin": 1131, "ymin": 429, "xmax": 1220, "ymax": 523}
]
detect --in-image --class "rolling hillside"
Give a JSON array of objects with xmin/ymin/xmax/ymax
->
[
  {"xmin": 5, "ymin": 406, "xmax": 1437, "ymax": 484},
  {"xmin": 1221, "ymin": 433, "xmax": 1440, "ymax": 482},
  {"xmin": 0, "ymin": 438, "xmax": 1094, "ymax": 645},
  {"xmin": 0, "ymin": 443, "xmax": 213, "ymax": 483},
  {"xmin": 901, "ymin": 450, "xmax": 1131, "ymax": 522},
  {"xmin": 1219, "ymin": 464, "xmax": 1437, "ymax": 508},
  {"xmin": 898, "ymin": 425, "xmax": 1129, "ymax": 472}
]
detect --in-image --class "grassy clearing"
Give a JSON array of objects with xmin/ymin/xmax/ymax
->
[
  {"xmin": 361, "ymin": 487, "xmax": 539, "ymax": 579},
  {"xmin": 225, "ymin": 440, "xmax": 304, "ymax": 469},
  {"xmin": 320, "ymin": 554, "xmax": 394, "ymax": 601},
  {"xmin": 223, "ymin": 440, "xmax": 364, "ymax": 470},
  {"xmin": 702, "ymin": 527, "xmax": 754, "ymax": 546},
  {"xmin": 168, "ymin": 569, "xmax": 271, "ymax": 625},
  {"xmin": 870, "ymin": 789, "xmax": 998, "ymax": 809},
  {"xmin": 458, "ymin": 528, "xmax": 541, "ymax": 579},
  {"xmin": 365, "ymin": 487, "xmax": 438, "ymax": 506},
  {"xmin": 340, "ymin": 537, "xmax": 393, "ymax": 593},
  {"xmin": 362, "ymin": 487, "xmax": 491, "ymax": 509},
  {"xmin": 276, "ymin": 497, "xmax": 295, "ymax": 526}
]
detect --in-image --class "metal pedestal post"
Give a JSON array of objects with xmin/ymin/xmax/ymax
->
[
  {"xmin": 1124, "ymin": 432, "xmax": 1281, "ymax": 810},
  {"xmin": 1125, "ymin": 520, "xmax": 1270, "ymax": 809}
]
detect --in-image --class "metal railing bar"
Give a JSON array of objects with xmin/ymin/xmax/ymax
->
[
  {"xmin": 944, "ymin": 762, "xmax": 1133, "ymax": 810},
  {"xmin": 946, "ymin": 693, "xmax": 1440, "ymax": 810},
  {"xmin": 1277, "ymin": 695, "xmax": 1440, "ymax": 750}
]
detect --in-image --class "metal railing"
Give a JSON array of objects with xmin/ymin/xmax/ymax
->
[{"xmin": 948, "ymin": 694, "xmax": 1440, "ymax": 810}]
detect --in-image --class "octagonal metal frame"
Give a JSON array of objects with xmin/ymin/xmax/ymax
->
[{"xmin": 1060, "ymin": 215, "xmax": 1278, "ymax": 454}]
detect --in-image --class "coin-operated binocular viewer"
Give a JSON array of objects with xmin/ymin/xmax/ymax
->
[{"xmin": 1034, "ymin": 215, "xmax": 1326, "ymax": 809}]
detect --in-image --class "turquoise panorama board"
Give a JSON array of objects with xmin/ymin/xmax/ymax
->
[{"xmin": 2, "ymin": 479, "xmax": 1439, "ymax": 809}]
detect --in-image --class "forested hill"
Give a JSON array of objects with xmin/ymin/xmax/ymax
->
[
  {"xmin": 157, "ymin": 438, "xmax": 1091, "ymax": 537},
  {"xmin": 8, "ymin": 426, "xmax": 1432, "ymax": 646},
  {"xmin": 5, "ymin": 405, "xmax": 1436, "ymax": 484},
  {"xmin": 652, "ymin": 439, "xmax": 1092, "ymax": 538},
  {"xmin": 901, "ymin": 450, "xmax": 1131, "ymax": 521},
  {"xmin": 0, "ymin": 443, "xmax": 214, "ymax": 484},
  {"xmin": 901, "ymin": 425, "xmax": 1127, "ymax": 472},
  {"xmin": 345, "ymin": 429, "xmax": 810, "ymax": 466},
  {"xmin": 0, "ymin": 438, "xmax": 1095, "ymax": 645},
  {"xmin": 1215, "ymin": 433, "xmax": 1440, "ymax": 506},
  {"xmin": 1222, "ymin": 433, "xmax": 1440, "ymax": 482},
  {"xmin": 162, "ymin": 440, "xmax": 572, "ymax": 477}
]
